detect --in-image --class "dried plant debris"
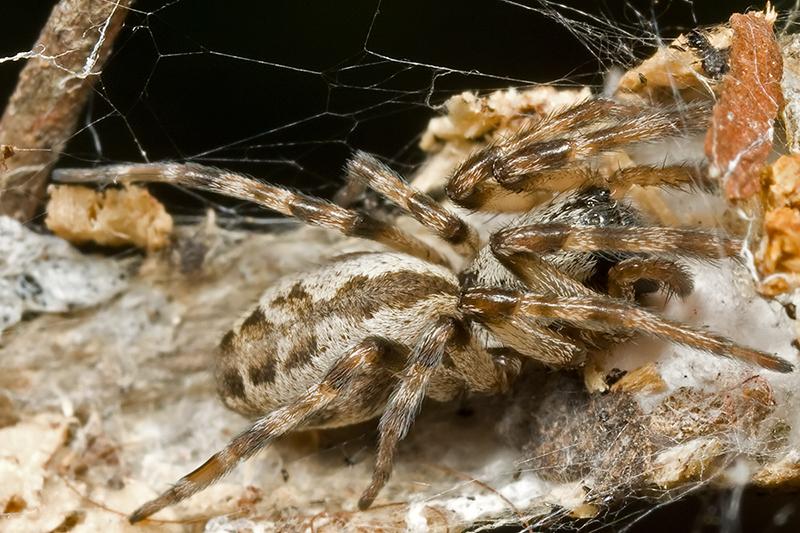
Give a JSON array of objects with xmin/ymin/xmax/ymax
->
[
  {"xmin": 583, "ymin": 362, "xmax": 668, "ymax": 395},
  {"xmin": 615, "ymin": 25, "xmax": 733, "ymax": 104},
  {"xmin": 500, "ymin": 372, "xmax": 655, "ymax": 503},
  {"xmin": 609, "ymin": 363, "xmax": 668, "ymax": 395},
  {"xmin": 705, "ymin": 8, "xmax": 783, "ymax": 200},
  {"xmin": 419, "ymin": 86, "xmax": 591, "ymax": 151},
  {"xmin": 781, "ymin": 33, "xmax": 800, "ymax": 154},
  {"xmin": 0, "ymin": 144, "xmax": 13, "ymax": 171},
  {"xmin": 648, "ymin": 377, "xmax": 781, "ymax": 488},
  {"xmin": 45, "ymin": 184, "xmax": 174, "ymax": 252},
  {"xmin": 414, "ymin": 86, "xmax": 590, "ymax": 193},
  {"xmin": 649, "ymin": 437, "xmax": 725, "ymax": 489},
  {"xmin": 753, "ymin": 450, "xmax": 800, "ymax": 488},
  {"xmin": 757, "ymin": 155, "xmax": 800, "ymax": 295},
  {"xmin": 503, "ymin": 372, "xmax": 783, "ymax": 512},
  {"xmin": 648, "ymin": 376, "xmax": 777, "ymax": 447}
]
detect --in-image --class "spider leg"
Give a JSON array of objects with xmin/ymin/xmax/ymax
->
[
  {"xmin": 484, "ymin": 229, "xmax": 793, "ymax": 372},
  {"xmin": 495, "ymin": 164, "xmax": 713, "ymax": 199},
  {"xmin": 346, "ymin": 152, "xmax": 479, "ymax": 256},
  {"xmin": 608, "ymin": 257, "xmax": 694, "ymax": 300},
  {"xmin": 128, "ymin": 337, "xmax": 389, "ymax": 524},
  {"xmin": 459, "ymin": 287, "xmax": 793, "ymax": 373},
  {"xmin": 53, "ymin": 163, "xmax": 450, "ymax": 266},
  {"xmin": 492, "ymin": 104, "xmax": 709, "ymax": 189},
  {"xmin": 443, "ymin": 164, "xmax": 710, "ymax": 214},
  {"xmin": 444, "ymin": 320, "xmax": 523, "ymax": 393},
  {"xmin": 471, "ymin": 310, "xmax": 587, "ymax": 367},
  {"xmin": 491, "ymin": 223, "xmax": 741, "ymax": 261},
  {"xmin": 488, "ymin": 221, "xmax": 732, "ymax": 298},
  {"xmin": 358, "ymin": 317, "xmax": 455, "ymax": 510},
  {"xmin": 446, "ymin": 101, "xmax": 710, "ymax": 209},
  {"xmin": 533, "ymin": 98, "xmax": 640, "ymax": 133},
  {"xmin": 474, "ymin": 236, "xmax": 608, "ymax": 364},
  {"xmin": 608, "ymin": 164, "xmax": 714, "ymax": 193},
  {"xmin": 446, "ymin": 99, "xmax": 635, "ymax": 209}
]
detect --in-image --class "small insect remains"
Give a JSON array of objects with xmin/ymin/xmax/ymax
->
[{"xmin": 53, "ymin": 97, "xmax": 793, "ymax": 523}]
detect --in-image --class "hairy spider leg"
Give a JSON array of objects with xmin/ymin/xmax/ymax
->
[
  {"xmin": 128, "ymin": 337, "xmax": 389, "ymax": 523},
  {"xmin": 53, "ymin": 163, "xmax": 450, "ymax": 266},
  {"xmin": 346, "ymin": 151, "xmax": 479, "ymax": 256},
  {"xmin": 446, "ymin": 100, "xmax": 710, "ymax": 210},
  {"xmin": 475, "ymin": 228, "xmax": 794, "ymax": 373},
  {"xmin": 357, "ymin": 317, "xmax": 456, "ymax": 510},
  {"xmin": 460, "ymin": 287, "xmax": 793, "ymax": 373},
  {"xmin": 491, "ymin": 223, "xmax": 733, "ymax": 299},
  {"xmin": 608, "ymin": 257, "xmax": 694, "ymax": 300},
  {"xmin": 490, "ymin": 223, "xmax": 742, "ymax": 259},
  {"xmin": 492, "ymin": 105, "xmax": 709, "ymax": 188}
]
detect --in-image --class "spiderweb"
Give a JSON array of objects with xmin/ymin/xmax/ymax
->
[
  {"xmin": 2, "ymin": 1, "xmax": 800, "ymax": 531},
  {"xmin": 2, "ymin": 1, "xmax": 756, "ymax": 214}
]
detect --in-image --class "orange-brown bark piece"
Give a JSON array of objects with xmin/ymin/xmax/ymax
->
[{"xmin": 705, "ymin": 10, "xmax": 783, "ymax": 200}]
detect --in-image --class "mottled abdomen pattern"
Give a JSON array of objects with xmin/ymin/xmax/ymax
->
[{"xmin": 215, "ymin": 252, "xmax": 460, "ymax": 428}]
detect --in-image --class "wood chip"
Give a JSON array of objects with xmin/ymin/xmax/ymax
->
[{"xmin": 45, "ymin": 184, "xmax": 173, "ymax": 251}]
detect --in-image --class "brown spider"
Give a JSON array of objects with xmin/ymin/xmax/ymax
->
[{"xmin": 53, "ymin": 97, "xmax": 793, "ymax": 523}]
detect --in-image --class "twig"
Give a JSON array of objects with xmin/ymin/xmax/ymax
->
[{"xmin": 0, "ymin": 0, "xmax": 135, "ymax": 221}]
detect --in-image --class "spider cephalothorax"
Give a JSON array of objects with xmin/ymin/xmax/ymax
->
[{"xmin": 53, "ymin": 98, "xmax": 793, "ymax": 523}]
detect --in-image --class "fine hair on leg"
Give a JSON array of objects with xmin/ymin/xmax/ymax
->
[
  {"xmin": 346, "ymin": 151, "xmax": 479, "ymax": 256},
  {"xmin": 53, "ymin": 163, "xmax": 450, "ymax": 266},
  {"xmin": 358, "ymin": 317, "xmax": 457, "ymax": 510},
  {"xmin": 128, "ymin": 337, "xmax": 388, "ymax": 523},
  {"xmin": 459, "ymin": 287, "xmax": 793, "ymax": 373}
]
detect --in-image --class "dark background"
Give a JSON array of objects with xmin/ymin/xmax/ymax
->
[
  {"xmin": 2, "ymin": 1, "xmax": 799, "ymax": 531},
  {"xmin": 2, "ymin": 0, "xmax": 789, "ymax": 199}
]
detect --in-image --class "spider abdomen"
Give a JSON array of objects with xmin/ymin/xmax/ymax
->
[{"xmin": 214, "ymin": 252, "xmax": 460, "ymax": 427}]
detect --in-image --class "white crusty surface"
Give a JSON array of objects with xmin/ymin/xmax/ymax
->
[
  {"xmin": 5, "ymin": 77, "xmax": 800, "ymax": 530},
  {"xmin": 0, "ymin": 216, "xmax": 128, "ymax": 334},
  {"xmin": 3, "ymin": 203, "xmax": 800, "ymax": 532}
]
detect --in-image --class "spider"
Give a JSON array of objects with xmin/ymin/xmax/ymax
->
[{"xmin": 53, "ymin": 97, "xmax": 793, "ymax": 523}]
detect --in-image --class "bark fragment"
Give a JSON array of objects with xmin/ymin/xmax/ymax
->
[
  {"xmin": 0, "ymin": 0, "xmax": 134, "ymax": 220},
  {"xmin": 704, "ymin": 9, "xmax": 783, "ymax": 200}
]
